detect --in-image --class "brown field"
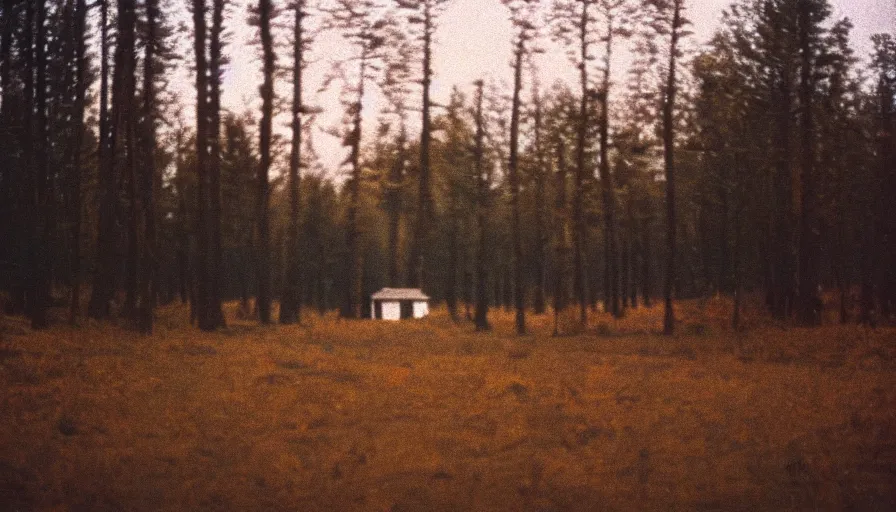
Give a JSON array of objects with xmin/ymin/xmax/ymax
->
[{"xmin": 1, "ymin": 299, "xmax": 894, "ymax": 511}]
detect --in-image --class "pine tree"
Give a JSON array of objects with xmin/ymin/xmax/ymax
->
[
  {"xmin": 395, "ymin": 0, "xmax": 451, "ymax": 290},
  {"xmin": 550, "ymin": 0, "xmax": 600, "ymax": 326},
  {"xmin": 281, "ymin": 0, "xmax": 314, "ymax": 324},
  {"xmin": 643, "ymin": 0, "xmax": 688, "ymax": 335},
  {"xmin": 253, "ymin": 0, "xmax": 277, "ymax": 323},
  {"xmin": 473, "ymin": 79, "xmax": 491, "ymax": 331}
]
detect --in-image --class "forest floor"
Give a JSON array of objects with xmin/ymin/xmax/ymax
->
[{"xmin": 0, "ymin": 298, "xmax": 894, "ymax": 511}]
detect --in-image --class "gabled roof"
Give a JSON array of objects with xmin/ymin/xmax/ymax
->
[{"xmin": 371, "ymin": 288, "xmax": 430, "ymax": 301}]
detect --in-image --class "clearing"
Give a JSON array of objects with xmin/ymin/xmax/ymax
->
[{"xmin": 1, "ymin": 301, "xmax": 894, "ymax": 510}]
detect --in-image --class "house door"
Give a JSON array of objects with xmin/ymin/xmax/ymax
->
[
  {"xmin": 400, "ymin": 300, "xmax": 413, "ymax": 319},
  {"xmin": 374, "ymin": 301, "xmax": 382, "ymax": 319}
]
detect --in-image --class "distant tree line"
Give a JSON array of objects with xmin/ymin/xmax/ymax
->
[{"xmin": 0, "ymin": 0, "xmax": 893, "ymax": 334}]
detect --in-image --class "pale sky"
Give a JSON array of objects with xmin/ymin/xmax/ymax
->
[{"xmin": 193, "ymin": 0, "xmax": 896, "ymax": 178}]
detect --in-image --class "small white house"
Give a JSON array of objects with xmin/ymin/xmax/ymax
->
[{"xmin": 371, "ymin": 288, "xmax": 430, "ymax": 320}]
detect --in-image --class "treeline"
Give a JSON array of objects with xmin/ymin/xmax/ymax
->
[{"xmin": 0, "ymin": 0, "xmax": 894, "ymax": 334}]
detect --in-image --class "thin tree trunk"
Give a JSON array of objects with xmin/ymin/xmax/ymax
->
[
  {"xmin": 797, "ymin": 0, "xmax": 820, "ymax": 326},
  {"xmin": 446, "ymin": 191, "xmax": 458, "ymax": 320},
  {"xmin": 87, "ymin": 0, "xmax": 116, "ymax": 320},
  {"xmin": 662, "ymin": 0, "xmax": 682, "ymax": 336},
  {"xmin": 599, "ymin": 17, "xmax": 620, "ymax": 318},
  {"xmin": 208, "ymin": 0, "xmax": 226, "ymax": 327},
  {"xmin": 281, "ymin": 0, "xmax": 305, "ymax": 324},
  {"xmin": 629, "ymin": 198, "xmax": 638, "ymax": 309},
  {"xmin": 192, "ymin": 0, "xmax": 213, "ymax": 330},
  {"xmin": 256, "ymin": 0, "xmax": 274, "ymax": 324},
  {"xmin": 68, "ymin": 0, "xmax": 88, "ymax": 324},
  {"xmin": 532, "ymin": 79, "xmax": 547, "ymax": 315},
  {"xmin": 341, "ymin": 56, "xmax": 366, "ymax": 319},
  {"xmin": 30, "ymin": 0, "xmax": 51, "ymax": 329},
  {"xmin": 138, "ymin": 0, "xmax": 159, "ymax": 333},
  {"xmin": 732, "ymin": 205, "xmax": 742, "ymax": 331},
  {"xmin": 509, "ymin": 38, "xmax": 525, "ymax": 335},
  {"xmin": 0, "ymin": 0, "xmax": 15, "ymax": 309},
  {"xmin": 554, "ymin": 138, "xmax": 569, "ymax": 335},
  {"xmin": 388, "ymin": 126, "xmax": 405, "ymax": 287},
  {"xmin": 410, "ymin": 2, "xmax": 433, "ymax": 289},
  {"xmin": 642, "ymin": 214, "xmax": 652, "ymax": 307},
  {"xmin": 573, "ymin": 2, "xmax": 589, "ymax": 327},
  {"xmin": 473, "ymin": 80, "xmax": 490, "ymax": 331}
]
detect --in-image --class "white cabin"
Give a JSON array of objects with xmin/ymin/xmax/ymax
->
[{"xmin": 371, "ymin": 288, "xmax": 430, "ymax": 320}]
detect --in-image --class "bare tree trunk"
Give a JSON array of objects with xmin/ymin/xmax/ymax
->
[
  {"xmin": 599, "ymin": 17, "xmax": 620, "ymax": 318},
  {"xmin": 256, "ymin": 0, "xmax": 274, "ymax": 324},
  {"xmin": 628, "ymin": 198, "xmax": 638, "ymax": 309},
  {"xmin": 532, "ymin": 80, "xmax": 547, "ymax": 315},
  {"xmin": 573, "ymin": 2, "xmax": 589, "ymax": 327},
  {"xmin": 192, "ymin": 0, "xmax": 214, "ymax": 330},
  {"xmin": 797, "ymin": 0, "xmax": 820, "ymax": 326},
  {"xmin": 138, "ymin": 0, "xmax": 159, "ymax": 333},
  {"xmin": 473, "ymin": 80, "xmax": 490, "ymax": 331},
  {"xmin": 89, "ymin": 0, "xmax": 116, "ymax": 320},
  {"xmin": 388, "ymin": 126, "xmax": 405, "ymax": 287},
  {"xmin": 208, "ymin": 0, "xmax": 226, "ymax": 327},
  {"xmin": 68, "ymin": 0, "xmax": 88, "ymax": 324},
  {"xmin": 341, "ymin": 56, "xmax": 366, "ymax": 319},
  {"xmin": 509, "ymin": 38, "xmax": 526, "ymax": 335},
  {"xmin": 409, "ymin": 2, "xmax": 433, "ymax": 289},
  {"xmin": 553, "ymin": 138, "xmax": 569, "ymax": 335},
  {"xmin": 30, "ymin": 0, "xmax": 51, "ymax": 329},
  {"xmin": 446, "ymin": 190, "xmax": 459, "ymax": 320},
  {"xmin": 281, "ymin": 0, "xmax": 305, "ymax": 324},
  {"xmin": 662, "ymin": 0, "xmax": 682, "ymax": 336}
]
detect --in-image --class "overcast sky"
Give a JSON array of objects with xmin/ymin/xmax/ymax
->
[{"xmin": 200, "ymin": 0, "xmax": 896, "ymax": 178}]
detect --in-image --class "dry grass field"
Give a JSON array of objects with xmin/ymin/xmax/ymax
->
[{"xmin": 1, "ymin": 299, "xmax": 894, "ymax": 511}]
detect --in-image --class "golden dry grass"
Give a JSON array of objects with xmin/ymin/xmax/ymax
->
[{"xmin": 0, "ymin": 300, "xmax": 894, "ymax": 511}]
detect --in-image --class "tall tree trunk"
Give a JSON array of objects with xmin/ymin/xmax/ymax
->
[
  {"xmin": 662, "ymin": 0, "xmax": 682, "ymax": 336},
  {"xmin": 387, "ymin": 126, "xmax": 405, "ymax": 287},
  {"xmin": 138, "ymin": 0, "xmax": 159, "ymax": 333},
  {"xmin": 256, "ymin": 0, "xmax": 274, "ymax": 324},
  {"xmin": 473, "ymin": 80, "xmax": 490, "ymax": 331},
  {"xmin": 599, "ymin": 17, "xmax": 620, "ymax": 318},
  {"xmin": 409, "ymin": 2, "xmax": 433, "ymax": 290},
  {"xmin": 509, "ymin": 38, "xmax": 526, "ymax": 335},
  {"xmin": 30, "ymin": 0, "xmax": 51, "ymax": 329},
  {"xmin": 19, "ymin": 0, "xmax": 34, "ymax": 319},
  {"xmin": 573, "ymin": 1, "xmax": 589, "ymax": 327},
  {"xmin": 89, "ymin": 0, "xmax": 115, "ymax": 320},
  {"xmin": 114, "ymin": 0, "xmax": 139, "ymax": 321},
  {"xmin": 281, "ymin": 1, "xmax": 305, "ymax": 325},
  {"xmin": 797, "ymin": 0, "xmax": 820, "ymax": 326},
  {"xmin": 0, "ymin": 0, "xmax": 15, "ymax": 308},
  {"xmin": 68, "ymin": 0, "xmax": 88, "ymax": 324},
  {"xmin": 532, "ymin": 80, "xmax": 547, "ymax": 315},
  {"xmin": 193, "ymin": 0, "xmax": 213, "ymax": 330},
  {"xmin": 553, "ymin": 138, "xmax": 569, "ymax": 335},
  {"xmin": 208, "ymin": 0, "xmax": 226, "ymax": 327},
  {"xmin": 341, "ymin": 56, "xmax": 366, "ymax": 319}
]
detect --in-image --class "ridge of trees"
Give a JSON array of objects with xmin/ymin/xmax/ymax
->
[{"xmin": 0, "ymin": 0, "xmax": 894, "ymax": 334}]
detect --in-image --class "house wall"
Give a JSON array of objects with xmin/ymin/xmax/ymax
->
[
  {"xmin": 413, "ymin": 301, "xmax": 429, "ymax": 319},
  {"xmin": 381, "ymin": 301, "xmax": 401, "ymax": 321}
]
